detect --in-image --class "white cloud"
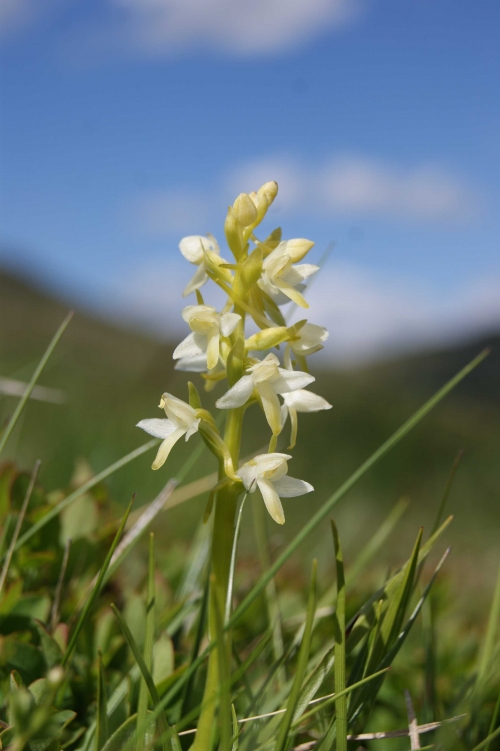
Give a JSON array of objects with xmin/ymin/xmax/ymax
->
[
  {"xmin": 133, "ymin": 154, "xmax": 479, "ymax": 237},
  {"xmin": 93, "ymin": 0, "xmax": 364, "ymax": 58},
  {"xmin": 111, "ymin": 260, "xmax": 500, "ymax": 364},
  {"xmin": 0, "ymin": 0, "xmax": 62, "ymax": 40},
  {"xmin": 227, "ymin": 154, "xmax": 479, "ymax": 223}
]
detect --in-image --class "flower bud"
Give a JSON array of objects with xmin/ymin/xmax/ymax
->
[
  {"xmin": 286, "ymin": 238, "xmax": 315, "ymax": 262},
  {"xmin": 233, "ymin": 193, "xmax": 258, "ymax": 228},
  {"xmin": 245, "ymin": 326, "xmax": 290, "ymax": 352},
  {"xmin": 224, "ymin": 206, "xmax": 245, "ymax": 259},
  {"xmin": 258, "ymin": 181, "xmax": 278, "ymax": 208}
]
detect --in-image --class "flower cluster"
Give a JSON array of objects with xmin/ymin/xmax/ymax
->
[{"xmin": 137, "ymin": 181, "xmax": 331, "ymax": 524}]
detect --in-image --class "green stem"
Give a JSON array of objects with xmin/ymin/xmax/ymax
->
[{"xmin": 191, "ymin": 408, "xmax": 242, "ymax": 750}]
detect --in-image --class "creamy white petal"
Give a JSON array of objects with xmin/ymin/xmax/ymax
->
[
  {"xmin": 273, "ymin": 475, "xmax": 314, "ymax": 498},
  {"xmin": 163, "ymin": 394, "xmax": 199, "ymax": 429},
  {"xmin": 220, "ymin": 312, "xmax": 241, "ymax": 337},
  {"xmin": 283, "ymin": 264, "xmax": 319, "ymax": 285},
  {"xmin": 136, "ymin": 418, "xmax": 178, "ymax": 439},
  {"xmin": 273, "ymin": 369, "xmax": 315, "ymax": 394},
  {"xmin": 183, "ymin": 264, "xmax": 209, "ymax": 297},
  {"xmin": 236, "ymin": 453, "xmax": 290, "ymax": 489},
  {"xmin": 273, "ymin": 277, "xmax": 309, "ymax": 308},
  {"xmin": 173, "ymin": 332, "xmax": 205, "ymax": 360},
  {"xmin": 179, "ymin": 235, "xmax": 214, "ymax": 264},
  {"xmin": 151, "ymin": 428, "xmax": 186, "ymax": 470},
  {"xmin": 282, "ymin": 390, "xmax": 332, "ymax": 412},
  {"xmin": 256, "ymin": 381, "xmax": 282, "ymax": 435},
  {"xmin": 257, "ymin": 478, "xmax": 285, "ymax": 525},
  {"xmin": 215, "ymin": 375, "xmax": 254, "ymax": 409},
  {"xmin": 280, "ymin": 403, "xmax": 289, "ymax": 428},
  {"xmin": 174, "ymin": 354, "xmax": 208, "ymax": 372},
  {"xmin": 206, "ymin": 330, "xmax": 220, "ymax": 371},
  {"xmin": 184, "ymin": 418, "xmax": 201, "ymax": 440}
]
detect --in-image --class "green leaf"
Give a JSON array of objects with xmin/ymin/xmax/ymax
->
[
  {"xmin": 96, "ymin": 651, "xmax": 109, "ymax": 751},
  {"xmin": 212, "ymin": 574, "xmax": 232, "ymax": 751},
  {"xmin": 137, "ymin": 535, "xmax": 156, "ymax": 751},
  {"xmin": 62, "ymin": 496, "xmax": 134, "ymax": 667},
  {"xmin": 332, "ymin": 521, "xmax": 347, "ymax": 751},
  {"xmin": 34, "ymin": 621, "xmax": 64, "ymax": 670},
  {"xmin": 274, "ymin": 559, "xmax": 317, "ymax": 751}
]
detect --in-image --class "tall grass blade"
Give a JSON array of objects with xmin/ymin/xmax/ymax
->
[
  {"xmin": 110, "ymin": 604, "xmax": 170, "ymax": 751},
  {"xmin": 225, "ymin": 492, "xmax": 247, "ymax": 624},
  {"xmin": 470, "ymin": 724, "xmax": 500, "ymax": 751},
  {"xmin": 96, "ymin": 651, "xmax": 109, "ymax": 750},
  {"xmin": 62, "ymin": 496, "xmax": 134, "ymax": 667},
  {"xmin": 0, "ymin": 459, "xmax": 40, "ymax": 593},
  {"xmin": 50, "ymin": 537, "xmax": 71, "ymax": 633},
  {"xmin": 476, "ymin": 558, "xmax": 500, "ymax": 690},
  {"xmin": 332, "ymin": 521, "xmax": 347, "ymax": 751},
  {"xmin": 431, "ymin": 449, "xmax": 464, "ymax": 536},
  {"xmin": 485, "ymin": 690, "xmax": 500, "ymax": 751},
  {"xmin": 136, "ymin": 534, "xmax": 156, "ymax": 751},
  {"xmin": 229, "ymin": 348, "xmax": 488, "ymax": 628},
  {"xmin": 274, "ymin": 559, "xmax": 317, "ymax": 751},
  {"xmin": 0, "ymin": 311, "xmax": 73, "ymax": 457}
]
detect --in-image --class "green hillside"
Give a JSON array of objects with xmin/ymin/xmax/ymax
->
[{"xmin": 1, "ymin": 269, "xmax": 499, "ymax": 582}]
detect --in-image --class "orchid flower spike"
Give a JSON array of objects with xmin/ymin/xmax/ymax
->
[
  {"xmin": 137, "ymin": 393, "xmax": 200, "ymax": 470},
  {"xmin": 179, "ymin": 235, "xmax": 227, "ymax": 297},
  {"xmin": 259, "ymin": 240, "xmax": 318, "ymax": 308},
  {"xmin": 237, "ymin": 453, "xmax": 313, "ymax": 525},
  {"xmin": 173, "ymin": 304, "xmax": 241, "ymax": 371},
  {"xmin": 216, "ymin": 353, "xmax": 314, "ymax": 436},
  {"xmin": 281, "ymin": 389, "xmax": 332, "ymax": 449}
]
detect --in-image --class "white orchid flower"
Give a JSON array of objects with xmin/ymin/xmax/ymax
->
[
  {"xmin": 179, "ymin": 235, "xmax": 228, "ymax": 297},
  {"xmin": 173, "ymin": 305, "xmax": 241, "ymax": 371},
  {"xmin": 259, "ymin": 240, "xmax": 318, "ymax": 308},
  {"xmin": 280, "ymin": 389, "xmax": 332, "ymax": 449},
  {"xmin": 215, "ymin": 353, "xmax": 314, "ymax": 435},
  {"xmin": 237, "ymin": 452, "xmax": 313, "ymax": 525},
  {"xmin": 137, "ymin": 393, "xmax": 200, "ymax": 470},
  {"xmin": 290, "ymin": 323, "xmax": 329, "ymax": 357}
]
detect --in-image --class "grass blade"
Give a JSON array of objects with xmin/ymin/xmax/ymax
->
[
  {"xmin": 0, "ymin": 459, "xmax": 40, "ymax": 593},
  {"xmin": 274, "ymin": 559, "xmax": 317, "ymax": 751},
  {"xmin": 431, "ymin": 448, "xmax": 464, "ymax": 536},
  {"xmin": 229, "ymin": 348, "xmax": 489, "ymax": 628},
  {"xmin": 136, "ymin": 534, "xmax": 156, "ymax": 751},
  {"xmin": 332, "ymin": 521, "xmax": 347, "ymax": 751},
  {"xmin": 471, "ymin": 724, "xmax": 500, "ymax": 751},
  {"xmin": 476, "ymin": 558, "xmax": 500, "ymax": 690},
  {"xmin": 225, "ymin": 492, "xmax": 248, "ymax": 624},
  {"xmin": 0, "ymin": 311, "xmax": 73, "ymax": 457},
  {"xmin": 62, "ymin": 496, "xmax": 134, "ymax": 667},
  {"xmin": 110, "ymin": 604, "xmax": 170, "ymax": 751},
  {"xmin": 96, "ymin": 651, "xmax": 109, "ymax": 750}
]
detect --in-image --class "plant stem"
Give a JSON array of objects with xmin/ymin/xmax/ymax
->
[{"xmin": 191, "ymin": 407, "xmax": 242, "ymax": 750}]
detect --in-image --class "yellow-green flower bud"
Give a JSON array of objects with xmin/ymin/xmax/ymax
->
[
  {"xmin": 286, "ymin": 238, "xmax": 315, "ymax": 262},
  {"xmin": 258, "ymin": 180, "xmax": 278, "ymax": 208},
  {"xmin": 233, "ymin": 192, "xmax": 258, "ymax": 228},
  {"xmin": 224, "ymin": 205, "xmax": 245, "ymax": 259},
  {"xmin": 245, "ymin": 326, "xmax": 291, "ymax": 352}
]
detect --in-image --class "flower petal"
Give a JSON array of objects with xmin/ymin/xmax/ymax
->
[
  {"xmin": 174, "ymin": 354, "xmax": 208, "ymax": 372},
  {"xmin": 206, "ymin": 330, "xmax": 220, "ymax": 371},
  {"xmin": 215, "ymin": 375, "xmax": 254, "ymax": 409},
  {"xmin": 179, "ymin": 235, "xmax": 214, "ymax": 264},
  {"xmin": 273, "ymin": 369, "xmax": 315, "ymax": 394},
  {"xmin": 220, "ymin": 312, "xmax": 241, "ymax": 337},
  {"xmin": 283, "ymin": 264, "xmax": 319, "ymax": 285},
  {"xmin": 136, "ymin": 418, "xmax": 178, "ymax": 439},
  {"xmin": 173, "ymin": 332, "xmax": 206, "ymax": 360},
  {"xmin": 257, "ymin": 478, "xmax": 285, "ymax": 525},
  {"xmin": 272, "ymin": 475, "xmax": 314, "ymax": 498},
  {"xmin": 151, "ymin": 428, "xmax": 186, "ymax": 470},
  {"xmin": 256, "ymin": 381, "xmax": 282, "ymax": 435},
  {"xmin": 282, "ymin": 389, "xmax": 332, "ymax": 412},
  {"xmin": 183, "ymin": 264, "xmax": 209, "ymax": 297},
  {"xmin": 273, "ymin": 278, "xmax": 309, "ymax": 308}
]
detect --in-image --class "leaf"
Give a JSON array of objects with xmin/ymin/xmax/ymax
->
[
  {"xmin": 137, "ymin": 534, "xmax": 156, "ymax": 751},
  {"xmin": 62, "ymin": 496, "xmax": 134, "ymax": 667},
  {"xmin": 332, "ymin": 521, "xmax": 347, "ymax": 751},
  {"xmin": 34, "ymin": 621, "xmax": 64, "ymax": 670},
  {"xmin": 96, "ymin": 651, "xmax": 109, "ymax": 750},
  {"xmin": 59, "ymin": 493, "xmax": 99, "ymax": 543},
  {"xmin": 274, "ymin": 559, "xmax": 317, "ymax": 751}
]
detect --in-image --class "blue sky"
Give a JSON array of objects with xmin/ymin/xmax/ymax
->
[{"xmin": 1, "ymin": 0, "xmax": 499, "ymax": 360}]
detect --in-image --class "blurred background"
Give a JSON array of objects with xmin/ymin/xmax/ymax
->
[{"xmin": 1, "ymin": 1, "xmax": 499, "ymax": 591}]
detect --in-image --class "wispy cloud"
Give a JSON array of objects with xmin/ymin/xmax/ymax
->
[
  {"xmin": 80, "ymin": 0, "xmax": 364, "ymax": 59},
  {"xmin": 0, "ymin": 0, "xmax": 56, "ymax": 39},
  {"xmin": 133, "ymin": 153, "xmax": 480, "ymax": 237},
  {"xmin": 113, "ymin": 260, "xmax": 500, "ymax": 363}
]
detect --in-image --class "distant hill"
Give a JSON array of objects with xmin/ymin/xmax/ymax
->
[{"xmin": 1, "ymin": 268, "xmax": 499, "ymax": 573}]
